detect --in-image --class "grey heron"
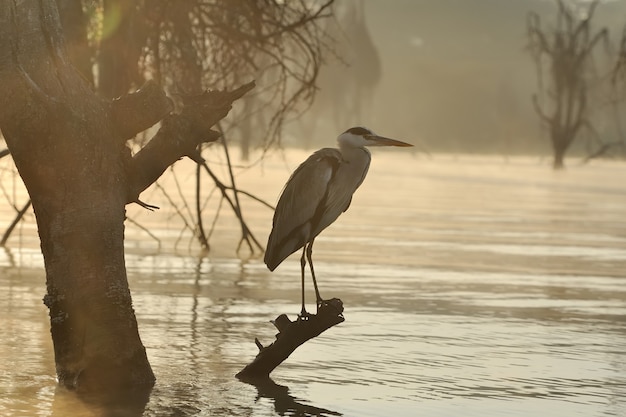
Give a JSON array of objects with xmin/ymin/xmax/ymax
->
[{"xmin": 264, "ymin": 126, "xmax": 413, "ymax": 316}]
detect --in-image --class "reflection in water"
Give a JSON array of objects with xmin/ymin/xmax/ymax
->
[
  {"xmin": 50, "ymin": 385, "xmax": 151, "ymax": 417},
  {"xmin": 1, "ymin": 155, "xmax": 626, "ymax": 416},
  {"xmin": 242, "ymin": 377, "xmax": 342, "ymax": 417}
]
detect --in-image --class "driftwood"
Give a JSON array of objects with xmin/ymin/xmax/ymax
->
[{"xmin": 237, "ymin": 298, "xmax": 344, "ymax": 380}]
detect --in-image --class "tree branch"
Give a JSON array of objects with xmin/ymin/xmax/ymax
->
[
  {"xmin": 199, "ymin": 160, "xmax": 264, "ymax": 253},
  {"xmin": 531, "ymin": 93, "xmax": 552, "ymax": 124},
  {"xmin": 110, "ymin": 80, "xmax": 173, "ymax": 140},
  {"xmin": 0, "ymin": 199, "xmax": 31, "ymax": 246},
  {"xmin": 527, "ymin": 12, "xmax": 552, "ymax": 55},
  {"xmin": 236, "ymin": 299, "xmax": 344, "ymax": 380},
  {"xmin": 126, "ymin": 81, "xmax": 255, "ymax": 204},
  {"xmin": 582, "ymin": 140, "xmax": 625, "ymax": 163}
]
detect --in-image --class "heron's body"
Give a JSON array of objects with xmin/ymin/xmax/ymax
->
[
  {"xmin": 264, "ymin": 127, "xmax": 412, "ymax": 316},
  {"xmin": 265, "ymin": 146, "xmax": 370, "ymax": 270}
]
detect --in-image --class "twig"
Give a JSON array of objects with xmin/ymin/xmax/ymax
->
[
  {"xmin": 217, "ymin": 125, "xmax": 260, "ymax": 254},
  {"xmin": 199, "ymin": 161, "xmax": 264, "ymax": 254},
  {"xmin": 0, "ymin": 199, "xmax": 31, "ymax": 246},
  {"xmin": 224, "ymin": 186, "xmax": 275, "ymax": 211},
  {"xmin": 206, "ymin": 194, "xmax": 225, "ymax": 243},
  {"xmin": 153, "ymin": 181, "xmax": 195, "ymax": 250},
  {"xmin": 195, "ymin": 163, "xmax": 210, "ymax": 249},
  {"xmin": 582, "ymin": 141, "xmax": 626, "ymax": 163},
  {"xmin": 124, "ymin": 216, "xmax": 162, "ymax": 250}
]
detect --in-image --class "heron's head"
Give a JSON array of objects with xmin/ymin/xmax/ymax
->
[{"xmin": 338, "ymin": 126, "xmax": 413, "ymax": 148}]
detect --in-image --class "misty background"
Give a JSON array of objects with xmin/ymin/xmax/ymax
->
[
  {"xmin": 2, "ymin": 2, "xmax": 626, "ymax": 416},
  {"xmin": 283, "ymin": 0, "xmax": 626, "ymax": 156}
]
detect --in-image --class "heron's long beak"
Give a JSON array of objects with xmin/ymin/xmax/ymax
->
[{"xmin": 365, "ymin": 135, "xmax": 413, "ymax": 147}]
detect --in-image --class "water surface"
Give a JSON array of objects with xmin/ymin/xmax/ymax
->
[{"xmin": 1, "ymin": 153, "xmax": 626, "ymax": 416}]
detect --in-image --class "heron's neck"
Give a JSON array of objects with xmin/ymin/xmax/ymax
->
[{"xmin": 339, "ymin": 144, "xmax": 370, "ymax": 163}]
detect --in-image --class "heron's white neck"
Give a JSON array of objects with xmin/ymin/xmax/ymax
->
[
  {"xmin": 337, "ymin": 131, "xmax": 369, "ymax": 149},
  {"xmin": 338, "ymin": 140, "xmax": 371, "ymax": 166}
]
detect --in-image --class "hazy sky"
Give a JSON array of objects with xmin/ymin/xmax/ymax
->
[{"xmin": 300, "ymin": 0, "xmax": 626, "ymax": 154}]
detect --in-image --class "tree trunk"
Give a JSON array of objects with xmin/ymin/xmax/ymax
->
[
  {"xmin": 0, "ymin": 0, "xmax": 154, "ymax": 392},
  {"xmin": 0, "ymin": 0, "xmax": 254, "ymax": 394},
  {"xmin": 552, "ymin": 146, "xmax": 566, "ymax": 169},
  {"xmin": 551, "ymin": 130, "xmax": 569, "ymax": 170}
]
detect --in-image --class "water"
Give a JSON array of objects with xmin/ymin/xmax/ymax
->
[{"xmin": 1, "ymin": 152, "xmax": 626, "ymax": 416}]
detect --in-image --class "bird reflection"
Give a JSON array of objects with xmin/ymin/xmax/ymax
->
[{"xmin": 242, "ymin": 376, "xmax": 342, "ymax": 416}]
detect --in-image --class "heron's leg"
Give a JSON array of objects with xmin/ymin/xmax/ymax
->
[
  {"xmin": 299, "ymin": 245, "xmax": 308, "ymax": 316},
  {"xmin": 306, "ymin": 239, "xmax": 323, "ymax": 305}
]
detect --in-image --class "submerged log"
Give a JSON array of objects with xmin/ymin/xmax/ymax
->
[{"xmin": 236, "ymin": 298, "xmax": 344, "ymax": 380}]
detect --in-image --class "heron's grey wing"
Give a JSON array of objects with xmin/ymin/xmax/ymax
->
[
  {"xmin": 311, "ymin": 149, "xmax": 371, "ymax": 237},
  {"xmin": 264, "ymin": 148, "xmax": 341, "ymax": 270}
]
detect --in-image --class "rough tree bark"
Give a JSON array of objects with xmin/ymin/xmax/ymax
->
[
  {"xmin": 56, "ymin": 0, "xmax": 93, "ymax": 85},
  {"xmin": 0, "ymin": 0, "xmax": 253, "ymax": 393}
]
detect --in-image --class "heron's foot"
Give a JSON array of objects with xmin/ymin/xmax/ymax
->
[{"xmin": 297, "ymin": 309, "xmax": 312, "ymax": 321}]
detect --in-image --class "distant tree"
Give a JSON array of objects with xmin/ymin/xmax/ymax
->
[
  {"xmin": 527, "ymin": 0, "xmax": 608, "ymax": 169},
  {"xmin": 602, "ymin": 18, "xmax": 626, "ymax": 159},
  {"xmin": 0, "ymin": 0, "xmax": 333, "ymax": 398}
]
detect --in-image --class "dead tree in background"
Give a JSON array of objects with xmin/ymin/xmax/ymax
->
[
  {"xmin": 600, "ymin": 23, "xmax": 626, "ymax": 160},
  {"xmin": 527, "ymin": 0, "xmax": 608, "ymax": 169},
  {"xmin": 299, "ymin": 0, "xmax": 381, "ymax": 142}
]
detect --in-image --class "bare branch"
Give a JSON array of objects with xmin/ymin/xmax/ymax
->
[
  {"xmin": 195, "ymin": 163, "xmax": 210, "ymax": 250},
  {"xmin": 527, "ymin": 12, "xmax": 552, "ymax": 56},
  {"xmin": 110, "ymin": 80, "xmax": 173, "ymax": 141},
  {"xmin": 199, "ymin": 160, "xmax": 264, "ymax": 254},
  {"xmin": 124, "ymin": 216, "xmax": 162, "ymax": 250},
  {"xmin": 126, "ymin": 81, "xmax": 255, "ymax": 204},
  {"xmin": 531, "ymin": 94, "xmax": 552, "ymax": 124},
  {"xmin": 224, "ymin": 187, "xmax": 275, "ymax": 211},
  {"xmin": 0, "ymin": 199, "xmax": 31, "ymax": 246}
]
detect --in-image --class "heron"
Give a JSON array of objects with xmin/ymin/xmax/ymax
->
[{"xmin": 264, "ymin": 126, "xmax": 413, "ymax": 317}]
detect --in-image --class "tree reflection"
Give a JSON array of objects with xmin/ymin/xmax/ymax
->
[{"xmin": 51, "ymin": 384, "xmax": 151, "ymax": 417}]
